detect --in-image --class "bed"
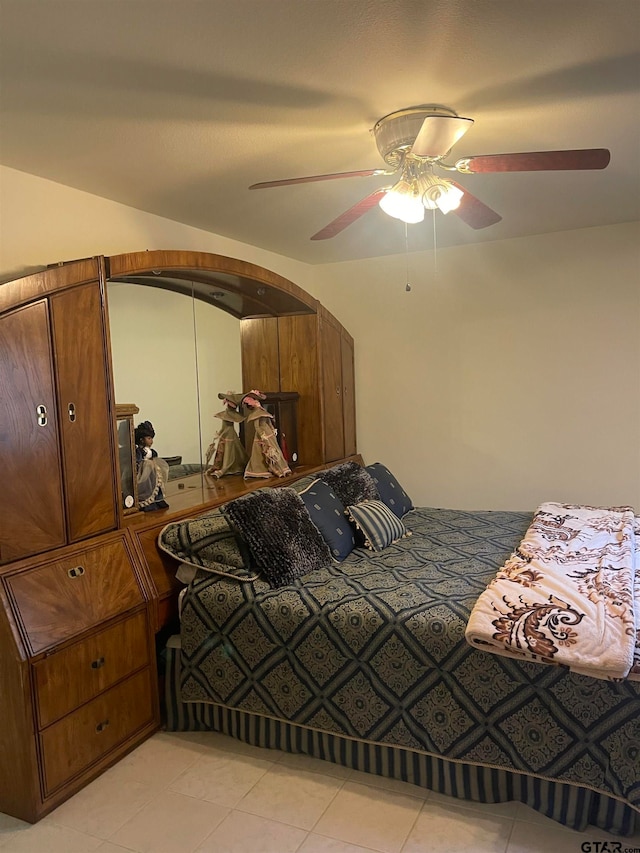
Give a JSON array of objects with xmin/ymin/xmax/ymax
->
[
  {"xmin": 165, "ymin": 462, "xmax": 206, "ymax": 480},
  {"xmin": 159, "ymin": 462, "xmax": 640, "ymax": 836}
]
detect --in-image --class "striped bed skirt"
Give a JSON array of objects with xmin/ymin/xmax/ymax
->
[{"xmin": 163, "ymin": 636, "xmax": 638, "ymax": 836}]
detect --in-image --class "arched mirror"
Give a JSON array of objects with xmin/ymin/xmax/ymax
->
[
  {"xmin": 107, "ymin": 280, "xmax": 242, "ymax": 510},
  {"xmin": 105, "ymin": 251, "xmax": 317, "ymax": 515}
]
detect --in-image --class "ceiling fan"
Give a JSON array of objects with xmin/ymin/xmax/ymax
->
[{"xmin": 249, "ymin": 105, "xmax": 611, "ymax": 240}]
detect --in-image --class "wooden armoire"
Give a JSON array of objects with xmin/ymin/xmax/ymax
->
[{"xmin": 0, "ymin": 249, "xmax": 357, "ymax": 822}]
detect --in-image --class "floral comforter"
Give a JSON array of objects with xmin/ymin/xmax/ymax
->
[{"xmin": 466, "ymin": 502, "xmax": 640, "ymax": 681}]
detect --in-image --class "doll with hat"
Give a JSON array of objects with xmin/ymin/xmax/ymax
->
[
  {"xmin": 205, "ymin": 393, "xmax": 249, "ymax": 478},
  {"xmin": 204, "ymin": 390, "xmax": 292, "ymax": 479},
  {"xmin": 240, "ymin": 390, "xmax": 291, "ymax": 479}
]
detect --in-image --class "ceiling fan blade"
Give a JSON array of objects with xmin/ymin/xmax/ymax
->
[
  {"xmin": 310, "ymin": 189, "xmax": 388, "ymax": 240},
  {"xmin": 455, "ymin": 148, "xmax": 610, "ymax": 173},
  {"xmin": 249, "ymin": 169, "xmax": 391, "ymax": 190},
  {"xmin": 411, "ymin": 115, "xmax": 474, "ymax": 158},
  {"xmin": 449, "ymin": 181, "xmax": 502, "ymax": 229}
]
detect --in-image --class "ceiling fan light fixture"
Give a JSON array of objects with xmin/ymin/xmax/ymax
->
[
  {"xmin": 379, "ymin": 180, "xmax": 425, "ymax": 223},
  {"xmin": 434, "ymin": 182, "xmax": 464, "ymax": 214},
  {"xmin": 418, "ymin": 173, "xmax": 464, "ymax": 214}
]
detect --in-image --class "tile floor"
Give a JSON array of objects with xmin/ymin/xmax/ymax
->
[{"xmin": 0, "ymin": 731, "xmax": 637, "ymax": 853}]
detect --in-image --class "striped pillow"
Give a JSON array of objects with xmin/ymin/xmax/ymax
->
[{"xmin": 346, "ymin": 500, "xmax": 410, "ymax": 551}]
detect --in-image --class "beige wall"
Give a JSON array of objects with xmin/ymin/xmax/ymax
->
[
  {"xmin": 2, "ymin": 166, "xmax": 639, "ymax": 511},
  {"xmin": 319, "ymin": 222, "xmax": 640, "ymax": 510},
  {"xmin": 0, "ymin": 165, "xmax": 323, "ymax": 297}
]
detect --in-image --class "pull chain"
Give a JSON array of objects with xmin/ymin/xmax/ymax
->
[
  {"xmin": 432, "ymin": 209, "xmax": 438, "ymax": 275},
  {"xmin": 405, "ymin": 223, "xmax": 411, "ymax": 292}
]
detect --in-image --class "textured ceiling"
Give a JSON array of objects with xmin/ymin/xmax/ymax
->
[{"xmin": 1, "ymin": 0, "xmax": 639, "ymax": 264}]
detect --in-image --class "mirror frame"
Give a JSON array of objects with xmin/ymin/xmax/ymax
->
[{"xmin": 106, "ymin": 250, "xmax": 318, "ymax": 319}]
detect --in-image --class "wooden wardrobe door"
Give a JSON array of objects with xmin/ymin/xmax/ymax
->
[
  {"xmin": 320, "ymin": 319, "xmax": 345, "ymax": 463},
  {"xmin": 279, "ymin": 314, "xmax": 322, "ymax": 465},
  {"xmin": 341, "ymin": 333, "xmax": 357, "ymax": 458},
  {"xmin": 0, "ymin": 302, "xmax": 66, "ymax": 563},
  {"xmin": 240, "ymin": 317, "xmax": 280, "ymax": 391},
  {"xmin": 50, "ymin": 284, "xmax": 117, "ymax": 542}
]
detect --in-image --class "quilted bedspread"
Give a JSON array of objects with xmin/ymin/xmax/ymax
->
[
  {"xmin": 466, "ymin": 503, "xmax": 640, "ymax": 681},
  {"xmin": 179, "ymin": 507, "xmax": 640, "ymax": 813}
]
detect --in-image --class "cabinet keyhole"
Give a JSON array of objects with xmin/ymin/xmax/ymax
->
[
  {"xmin": 91, "ymin": 657, "xmax": 105, "ymax": 670},
  {"xmin": 67, "ymin": 565, "xmax": 85, "ymax": 579},
  {"xmin": 36, "ymin": 404, "xmax": 48, "ymax": 426},
  {"xmin": 68, "ymin": 402, "xmax": 76, "ymax": 422},
  {"xmin": 95, "ymin": 719, "xmax": 110, "ymax": 733}
]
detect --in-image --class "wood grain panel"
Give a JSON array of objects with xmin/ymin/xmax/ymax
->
[
  {"xmin": 7, "ymin": 539, "xmax": 144, "ymax": 654},
  {"xmin": 0, "ymin": 592, "xmax": 40, "ymax": 822},
  {"xmin": 40, "ymin": 667, "xmax": 153, "ymax": 795},
  {"xmin": 34, "ymin": 611, "xmax": 149, "ymax": 728},
  {"xmin": 278, "ymin": 314, "xmax": 322, "ymax": 465},
  {"xmin": 320, "ymin": 320, "xmax": 345, "ymax": 462},
  {"xmin": 107, "ymin": 250, "xmax": 318, "ymax": 313},
  {"xmin": 240, "ymin": 317, "xmax": 280, "ymax": 390},
  {"xmin": 0, "ymin": 302, "xmax": 66, "ymax": 563},
  {"xmin": 50, "ymin": 283, "xmax": 117, "ymax": 541},
  {"xmin": 0, "ymin": 258, "xmax": 100, "ymax": 314},
  {"xmin": 341, "ymin": 333, "xmax": 357, "ymax": 457},
  {"xmin": 131, "ymin": 525, "xmax": 185, "ymax": 602}
]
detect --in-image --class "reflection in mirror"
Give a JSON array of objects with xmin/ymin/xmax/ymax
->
[
  {"xmin": 107, "ymin": 281, "xmax": 243, "ymax": 510},
  {"xmin": 117, "ymin": 420, "xmax": 136, "ymax": 506},
  {"xmin": 115, "ymin": 404, "xmax": 139, "ymax": 513}
]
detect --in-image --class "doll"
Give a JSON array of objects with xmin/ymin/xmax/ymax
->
[
  {"xmin": 240, "ymin": 390, "xmax": 291, "ymax": 479},
  {"xmin": 205, "ymin": 393, "xmax": 249, "ymax": 477},
  {"xmin": 134, "ymin": 420, "xmax": 170, "ymax": 511}
]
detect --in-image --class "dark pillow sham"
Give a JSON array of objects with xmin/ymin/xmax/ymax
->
[
  {"xmin": 319, "ymin": 460, "xmax": 380, "ymax": 508},
  {"xmin": 298, "ymin": 479, "xmax": 355, "ymax": 561},
  {"xmin": 220, "ymin": 487, "xmax": 332, "ymax": 588},
  {"xmin": 365, "ymin": 462, "xmax": 413, "ymax": 518}
]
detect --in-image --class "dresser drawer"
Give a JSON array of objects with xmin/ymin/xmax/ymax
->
[
  {"xmin": 6, "ymin": 539, "xmax": 144, "ymax": 654},
  {"xmin": 40, "ymin": 667, "xmax": 154, "ymax": 796},
  {"xmin": 33, "ymin": 611, "xmax": 150, "ymax": 728}
]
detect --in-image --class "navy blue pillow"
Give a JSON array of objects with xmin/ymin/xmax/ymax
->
[
  {"xmin": 298, "ymin": 479, "xmax": 355, "ymax": 561},
  {"xmin": 365, "ymin": 463, "xmax": 413, "ymax": 518}
]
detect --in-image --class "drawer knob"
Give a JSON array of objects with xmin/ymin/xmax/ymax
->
[
  {"xmin": 95, "ymin": 719, "xmax": 110, "ymax": 733},
  {"xmin": 91, "ymin": 656, "xmax": 105, "ymax": 670},
  {"xmin": 67, "ymin": 565, "xmax": 85, "ymax": 579}
]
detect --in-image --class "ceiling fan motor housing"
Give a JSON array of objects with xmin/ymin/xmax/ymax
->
[{"xmin": 373, "ymin": 106, "xmax": 458, "ymax": 165}]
